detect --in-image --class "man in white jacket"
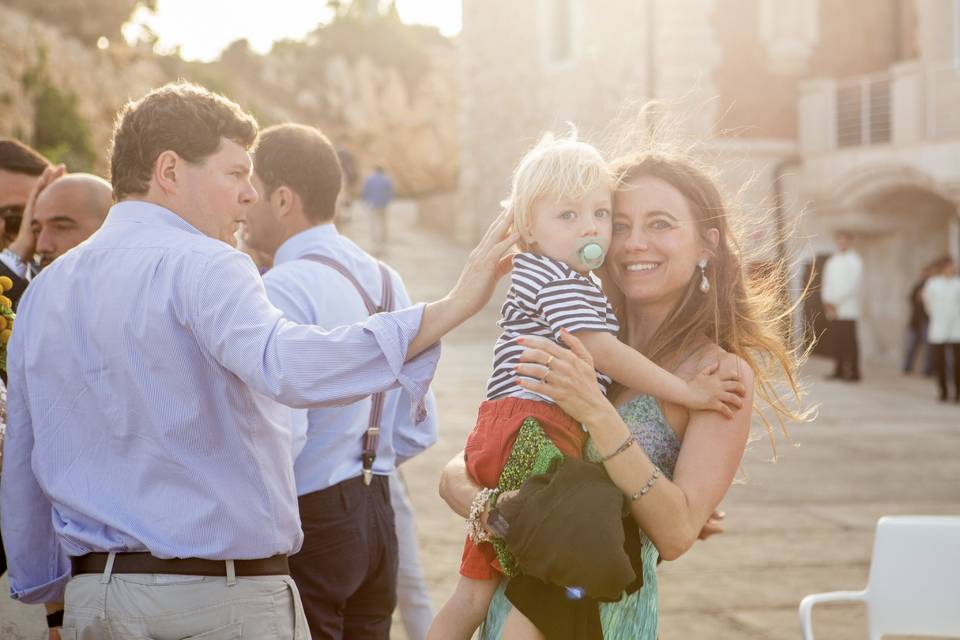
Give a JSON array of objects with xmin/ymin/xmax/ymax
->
[
  {"xmin": 821, "ymin": 231, "xmax": 863, "ymax": 382},
  {"xmin": 922, "ymin": 256, "xmax": 960, "ymax": 402}
]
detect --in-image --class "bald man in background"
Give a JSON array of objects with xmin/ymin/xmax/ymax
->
[{"xmin": 1, "ymin": 170, "xmax": 112, "ymax": 306}]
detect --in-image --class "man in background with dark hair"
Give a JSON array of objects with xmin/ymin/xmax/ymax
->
[
  {"xmin": 1, "ymin": 82, "xmax": 516, "ymax": 639},
  {"xmin": 0, "ymin": 139, "xmax": 49, "ymax": 239},
  {"xmin": 0, "ymin": 139, "xmax": 50, "ymax": 304},
  {"xmin": 244, "ymin": 123, "xmax": 437, "ymax": 640}
]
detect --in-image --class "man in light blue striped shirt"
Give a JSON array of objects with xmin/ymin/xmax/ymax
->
[
  {"xmin": 244, "ymin": 123, "xmax": 437, "ymax": 639},
  {"xmin": 0, "ymin": 83, "xmax": 517, "ymax": 638}
]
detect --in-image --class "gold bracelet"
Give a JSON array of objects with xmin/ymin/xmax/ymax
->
[
  {"xmin": 599, "ymin": 434, "xmax": 636, "ymax": 462},
  {"xmin": 629, "ymin": 466, "xmax": 661, "ymax": 501}
]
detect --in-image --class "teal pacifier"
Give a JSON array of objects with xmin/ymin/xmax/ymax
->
[{"xmin": 577, "ymin": 241, "xmax": 605, "ymax": 270}]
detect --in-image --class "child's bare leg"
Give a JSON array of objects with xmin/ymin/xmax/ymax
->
[
  {"xmin": 427, "ymin": 575, "xmax": 501, "ymax": 640},
  {"xmin": 502, "ymin": 607, "xmax": 545, "ymax": 640}
]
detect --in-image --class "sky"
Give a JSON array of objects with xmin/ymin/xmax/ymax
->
[{"xmin": 126, "ymin": 0, "xmax": 462, "ymax": 61}]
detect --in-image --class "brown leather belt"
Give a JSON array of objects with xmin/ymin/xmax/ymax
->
[{"xmin": 71, "ymin": 553, "xmax": 289, "ymax": 577}]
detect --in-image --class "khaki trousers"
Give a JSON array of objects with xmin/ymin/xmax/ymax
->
[
  {"xmin": 60, "ymin": 555, "xmax": 309, "ymax": 640},
  {"xmin": 369, "ymin": 206, "xmax": 387, "ymax": 254}
]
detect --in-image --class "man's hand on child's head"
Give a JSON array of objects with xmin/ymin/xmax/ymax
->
[{"xmin": 448, "ymin": 207, "xmax": 519, "ymax": 317}]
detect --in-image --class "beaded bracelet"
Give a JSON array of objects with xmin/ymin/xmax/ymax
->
[
  {"xmin": 599, "ymin": 434, "xmax": 636, "ymax": 462},
  {"xmin": 629, "ymin": 466, "xmax": 661, "ymax": 501},
  {"xmin": 467, "ymin": 487, "xmax": 499, "ymax": 543}
]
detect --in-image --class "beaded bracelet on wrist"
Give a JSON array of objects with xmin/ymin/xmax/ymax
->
[
  {"xmin": 467, "ymin": 487, "xmax": 499, "ymax": 543},
  {"xmin": 629, "ymin": 466, "xmax": 661, "ymax": 501}
]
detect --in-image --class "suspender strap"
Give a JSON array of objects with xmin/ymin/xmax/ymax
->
[{"xmin": 300, "ymin": 254, "xmax": 395, "ymax": 486}]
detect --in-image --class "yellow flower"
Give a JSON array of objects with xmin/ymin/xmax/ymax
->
[
  {"xmin": 1, "ymin": 329, "xmax": 11, "ymax": 343},
  {"xmin": 0, "ymin": 295, "xmax": 11, "ymax": 309},
  {"xmin": 0, "ymin": 276, "xmax": 12, "ymax": 292},
  {"xmin": 0, "ymin": 316, "xmax": 7, "ymax": 330}
]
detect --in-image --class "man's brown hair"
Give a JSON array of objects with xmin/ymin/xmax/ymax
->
[
  {"xmin": 109, "ymin": 82, "xmax": 258, "ymax": 201},
  {"xmin": 253, "ymin": 124, "xmax": 342, "ymax": 224},
  {"xmin": 0, "ymin": 138, "xmax": 50, "ymax": 176}
]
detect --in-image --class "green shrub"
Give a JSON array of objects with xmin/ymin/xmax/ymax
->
[{"xmin": 20, "ymin": 49, "xmax": 96, "ymax": 172}]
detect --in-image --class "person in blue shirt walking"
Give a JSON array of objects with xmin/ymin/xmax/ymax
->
[
  {"xmin": 361, "ymin": 166, "xmax": 395, "ymax": 256},
  {"xmin": 242, "ymin": 123, "xmax": 437, "ymax": 639},
  {"xmin": 0, "ymin": 82, "xmax": 517, "ymax": 639}
]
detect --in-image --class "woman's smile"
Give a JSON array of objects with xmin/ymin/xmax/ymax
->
[{"xmin": 623, "ymin": 260, "xmax": 662, "ymax": 274}]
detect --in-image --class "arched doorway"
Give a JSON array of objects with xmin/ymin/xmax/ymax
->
[
  {"xmin": 803, "ymin": 180, "xmax": 958, "ymax": 367},
  {"xmin": 854, "ymin": 187, "xmax": 957, "ymax": 364}
]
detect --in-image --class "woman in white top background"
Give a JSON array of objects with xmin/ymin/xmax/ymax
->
[{"xmin": 922, "ymin": 256, "xmax": 960, "ymax": 402}]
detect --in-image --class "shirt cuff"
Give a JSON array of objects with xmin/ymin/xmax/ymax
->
[
  {"xmin": 0, "ymin": 249, "xmax": 28, "ymax": 278},
  {"xmin": 9, "ymin": 569, "xmax": 70, "ymax": 605},
  {"xmin": 364, "ymin": 303, "xmax": 442, "ymax": 420}
]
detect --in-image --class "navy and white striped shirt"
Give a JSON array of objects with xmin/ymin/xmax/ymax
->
[
  {"xmin": 0, "ymin": 201, "xmax": 440, "ymax": 604},
  {"xmin": 486, "ymin": 252, "xmax": 619, "ymax": 401}
]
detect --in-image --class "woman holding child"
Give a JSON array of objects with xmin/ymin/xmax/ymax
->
[{"xmin": 434, "ymin": 136, "xmax": 806, "ymax": 639}]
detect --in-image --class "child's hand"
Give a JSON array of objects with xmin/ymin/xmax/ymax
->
[{"xmin": 686, "ymin": 362, "xmax": 745, "ymax": 418}]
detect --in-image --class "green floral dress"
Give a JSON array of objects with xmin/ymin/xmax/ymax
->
[{"xmin": 479, "ymin": 394, "xmax": 681, "ymax": 640}]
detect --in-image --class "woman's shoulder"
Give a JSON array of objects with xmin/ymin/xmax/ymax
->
[
  {"xmin": 676, "ymin": 339, "xmax": 755, "ymax": 388},
  {"xmin": 717, "ymin": 348, "xmax": 755, "ymax": 384}
]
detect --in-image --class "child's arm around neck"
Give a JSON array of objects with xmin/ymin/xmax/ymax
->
[{"xmin": 576, "ymin": 330, "xmax": 742, "ymax": 418}]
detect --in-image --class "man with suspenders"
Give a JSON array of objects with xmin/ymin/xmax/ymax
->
[{"xmin": 243, "ymin": 123, "xmax": 437, "ymax": 639}]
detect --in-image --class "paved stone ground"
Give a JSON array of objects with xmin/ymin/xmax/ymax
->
[{"xmin": 4, "ymin": 206, "xmax": 959, "ymax": 639}]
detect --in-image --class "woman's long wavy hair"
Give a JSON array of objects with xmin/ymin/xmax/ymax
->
[{"xmin": 603, "ymin": 151, "xmax": 813, "ymax": 455}]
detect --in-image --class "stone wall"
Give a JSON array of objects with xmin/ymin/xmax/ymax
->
[
  {"xmin": 0, "ymin": 5, "xmax": 168, "ymax": 174},
  {"xmin": 459, "ymin": 0, "xmax": 653, "ymax": 241},
  {"xmin": 457, "ymin": 0, "xmax": 760, "ymax": 242},
  {"xmin": 237, "ymin": 44, "xmax": 459, "ymax": 196},
  {"xmin": 456, "ymin": 0, "xmax": 943, "ymax": 232},
  {"xmin": 915, "ymin": 0, "xmax": 958, "ymax": 62}
]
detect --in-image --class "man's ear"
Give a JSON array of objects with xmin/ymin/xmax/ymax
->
[
  {"xmin": 154, "ymin": 150, "xmax": 180, "ymax": 195},
  {"xmin": 273, "ymin": 185, "xmax": 298, "ymax": 219}
]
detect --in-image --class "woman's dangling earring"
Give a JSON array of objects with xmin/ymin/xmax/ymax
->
[{"xmin": 698, "ymin": 259, "xmax": 710, "ymax": 293}]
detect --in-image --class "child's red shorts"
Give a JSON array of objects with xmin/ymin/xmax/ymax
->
[{"xmin": 459, "ymin": 396, "xmax": 586, "ymax": 580}]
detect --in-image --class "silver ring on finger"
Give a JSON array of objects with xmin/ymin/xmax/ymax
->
[{"xmin": 542, "ymin": 369, "xmax": 550, "ymax": 384}]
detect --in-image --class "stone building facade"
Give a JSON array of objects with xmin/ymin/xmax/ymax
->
[{"xmin": 458, "ymin": 0, "xmax": 960, "ymax": 365}]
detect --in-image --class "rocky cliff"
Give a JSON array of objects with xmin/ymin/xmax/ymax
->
[{"xmin": 0, "ymin": 5, "xmax": 458, "ymax": 195}]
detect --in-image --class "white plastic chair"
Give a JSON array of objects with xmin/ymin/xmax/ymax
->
[{"xmin": 799, "ymin": 516, "xmax": 960, "ymax": 639}]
